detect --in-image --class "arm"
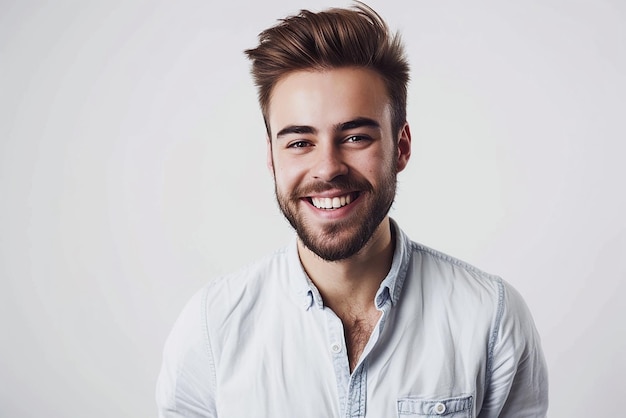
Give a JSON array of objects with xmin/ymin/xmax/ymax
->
[
  {"xmin": 156, "ymin": 288, "xmax": 217, "ymax": 417},
  {"xmin": 479, "ymin": 282, "xmax": 549, "ymax": 417}
]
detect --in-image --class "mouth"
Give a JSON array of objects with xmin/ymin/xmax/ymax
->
[{"xmin": 308, "ymin": 192, "xmax": 360, "ymax": 210}]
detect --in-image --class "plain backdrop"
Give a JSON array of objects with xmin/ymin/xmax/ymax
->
[{"xmin": 1, "ymin": 0, "xmax": 624, "ymax": 416}]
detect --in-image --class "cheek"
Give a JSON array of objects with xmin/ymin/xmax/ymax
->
[
  {"xmin": 272, "ymin": 163, "xmax": 301, "ymax": 189},
  {"xmin": 359, "ymin": 149, "xmax": 390, "ymax": 175}
]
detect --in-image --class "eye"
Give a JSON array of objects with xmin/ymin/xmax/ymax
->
[
  {"xmin": 345, "ymin": 135, "xmax": 369, "ymax": 143},
  {"xmin": 287, "ymin": 140, "xmax": 311, "ymax": 149}
]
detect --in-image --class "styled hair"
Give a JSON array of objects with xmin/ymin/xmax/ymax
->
[{"xmin": 244, "ymin": 2, "xmax": 409, "ymax": 137}]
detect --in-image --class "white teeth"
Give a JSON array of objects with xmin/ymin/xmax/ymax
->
[{"xmin": 311, "ymin": 194, "xmax": 354, "ymax": 209}]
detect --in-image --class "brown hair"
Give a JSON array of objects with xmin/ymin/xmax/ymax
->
[{"xmin": 244, "ymin": 2, "xmax": 409, "ymax": 137}]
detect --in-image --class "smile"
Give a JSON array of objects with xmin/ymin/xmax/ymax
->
[{"xmin": 309, "ymin": 193, "xmax": 359, "ymax": 210}]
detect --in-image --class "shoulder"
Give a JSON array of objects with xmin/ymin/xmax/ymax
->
[
  {"xmin": 161, "ymin": 244, "xmax": 293, "ymax": 355},
  {"xmin": 402, "ymin": 240, "xmax": 541, "ymax": 342},
  {"xmin": 201, "ymin": 245, "xmax": 293, "ymax": 311},
  {"xmin": 156, "ymin": 245, "xmax": 295, "ymax": 413},
  {"xmin": 407, "ymin": 241, "xmax": 504, "ymax": 296},
  {"xmin": 394, "ymin": 231, "xmax": 548, "ymax": 414}
]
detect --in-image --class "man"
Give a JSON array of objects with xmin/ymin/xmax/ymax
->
[{"xmin": 156, "ymin": 4, "xmax": 548, "ymax": 417}]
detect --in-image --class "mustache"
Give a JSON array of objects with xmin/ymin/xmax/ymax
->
[{"xmin": 290, "ymin": 176, "xmax": 374, "ymax": 198}]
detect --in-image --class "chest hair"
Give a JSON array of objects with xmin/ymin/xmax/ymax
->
[{"xmin": 343, "ymin": 311, "xmax": 381, "ymax": 372}]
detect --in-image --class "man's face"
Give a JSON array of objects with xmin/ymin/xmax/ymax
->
[{"xmin": 267, "ymin": 67, "xmax": 410, "ymax": 261}]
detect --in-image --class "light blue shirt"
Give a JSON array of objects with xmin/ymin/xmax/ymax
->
[{"xmin": 156, "ymin": 221, "xmax": 548, "ymax": 417}]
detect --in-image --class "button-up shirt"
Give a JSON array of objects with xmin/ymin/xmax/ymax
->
[{"xmin": 156, "ymin": 221, "xmax": 548, "ymax": 417}]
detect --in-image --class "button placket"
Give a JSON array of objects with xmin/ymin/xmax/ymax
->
[{"xmin": 324, "ymin": 308, "xmax": 350, "ymax": 416}]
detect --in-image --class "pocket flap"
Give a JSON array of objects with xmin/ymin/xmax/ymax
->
[{"xmin": 397, "ymin": 395, "xmax": 473, "ymax": 416}]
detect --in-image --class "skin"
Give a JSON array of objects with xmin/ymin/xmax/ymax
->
[{"xmin": 266, "ymin": 67, "xmax": 411, "ymax": 370}]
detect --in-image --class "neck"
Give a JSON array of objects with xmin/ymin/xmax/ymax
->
[{"xmin": 297, "ymin": 217, "xmax": 395, "ymax": 313}]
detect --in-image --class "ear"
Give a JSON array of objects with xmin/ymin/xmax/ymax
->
[
  {"xmin": 266, "ymin": 135, "xmax": 274, "ymax": 175},
  {"xmin": 396, "ymin": 122, "xmax": 412, "ymax": 173}
]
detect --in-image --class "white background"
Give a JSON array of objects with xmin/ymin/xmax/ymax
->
[{"xmin": 1, "ymin": 0, "xmax": 624, "ymax": 416}]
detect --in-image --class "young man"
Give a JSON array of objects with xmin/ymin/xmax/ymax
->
[{"xmin": 156, "ymin": 4, "xmax": 548, "ymax": 417}]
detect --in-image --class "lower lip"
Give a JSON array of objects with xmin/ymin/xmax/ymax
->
[{"xmin": 302, "ymin": 195, "xmax": 362, "ymax": 220}]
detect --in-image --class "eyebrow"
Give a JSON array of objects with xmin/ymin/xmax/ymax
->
[
  {"xmin": 275, "ymin": 117, "xmax": 381, "ymax": 139},
  {"xmin": 276, "ymin": 125, "xmax": 317, "ymax": 138},
  {"xmin": 337, "ymin": 117, "xmax": 380, "ymax": 131}
]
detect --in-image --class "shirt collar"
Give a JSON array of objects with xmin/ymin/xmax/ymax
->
[
  {"xmin": 377, "ymin": 218, "xmax": 412, "ymax": 307},
  {"xmin": 286, "ymin": 238, "xmax": 317, "ymax": 310},
  {"xmin": 287, "ymin": 218, "xmax": 412, "ymax": 311}
]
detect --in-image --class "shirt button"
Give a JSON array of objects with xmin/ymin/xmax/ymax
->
[
  {"xmin": 434, "ymin": 402, "xmax": 446, "ymax": 414},
  {"xmin": 330, "ymin": 342, "xmax": 342, "ymax": 353}
]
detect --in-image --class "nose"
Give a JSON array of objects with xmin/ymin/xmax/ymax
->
[{"xmin": 311, "ymin": 144, "xmax": 348, "ymax": 181}]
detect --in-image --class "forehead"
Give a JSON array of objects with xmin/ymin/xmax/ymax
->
[{"xmin": 267, "ymin": 68, "xmax": 392, "ymax": 135}]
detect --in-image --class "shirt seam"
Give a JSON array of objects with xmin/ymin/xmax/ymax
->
[
  {"xmin": 411, "ymin": 241, "xmax": 500, "ymax": 281},
  {"xmin": 200, "ymin": 285, "xmax": 218, "ymax": 401},
  {"xmin": 485, "ymin": 278, "xmax": 505, "ymax": 397}
]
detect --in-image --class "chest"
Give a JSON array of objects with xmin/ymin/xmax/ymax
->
[
  {"xmin": 340, "ymin": 310, "xmax": 382, "ymax": 372},
  {"xmin": 212, "ymin": 303, "xmax": 488, "ymax": 418}
]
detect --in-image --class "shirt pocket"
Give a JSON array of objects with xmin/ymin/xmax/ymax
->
[{"xmin": 397, "ymin": 395, "xmax": 473, "ymax": 417}]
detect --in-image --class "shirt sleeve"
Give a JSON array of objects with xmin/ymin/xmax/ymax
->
[
  {"xmin": 156, "ymin": 287, "xmax": 217, "ymax": 417},
  {"xmin": 479, "ymin": 281, "xmax": 549, "ymax": 417}
]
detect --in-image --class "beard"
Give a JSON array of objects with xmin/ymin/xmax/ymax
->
[{"xmin": 274, "ymin": 164, "xmax": 397, "ymax": 262}]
